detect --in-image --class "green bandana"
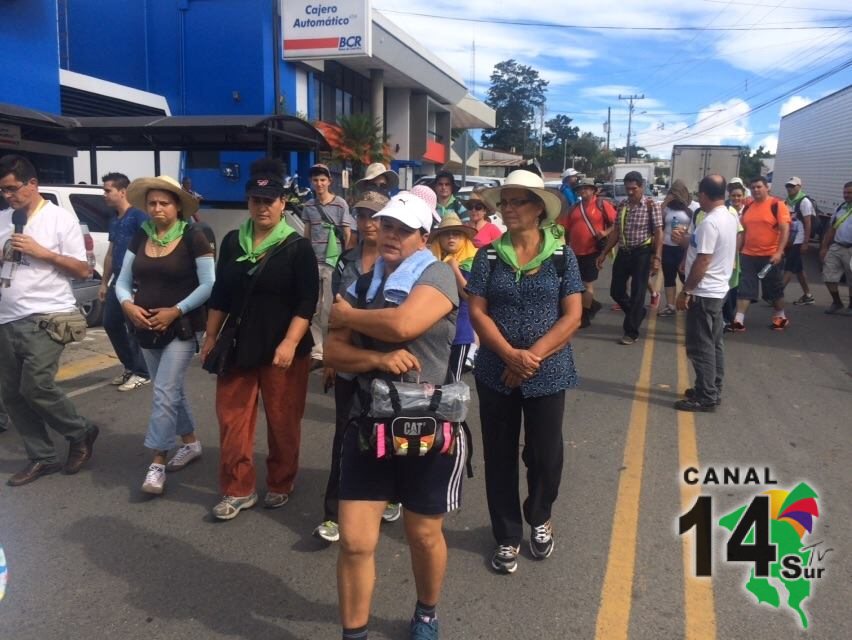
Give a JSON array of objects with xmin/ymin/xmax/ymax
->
[
  {"xmin": 236, "ymin": 218, "xmax": 296, "ymax": 263},
  {"xmin": 786, "ymin": 190, "xmax": 807, "ymax": 209},
  {"xmin": 492, "ymin": 224, "xmax": 561, "ymax": 282},
  {"xmin": 322, "ymin": 222, "xmax": 342, "ymax": 268},
  {"xmin": 142, "ymin": 219, "xmax": 187, "ymax": 247}
]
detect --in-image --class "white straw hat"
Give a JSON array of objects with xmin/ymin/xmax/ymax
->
[
  {"xmin": 127, "ymin": 175, "xmax": 200, "ymax": 219},
  {"xmin": 481, "ymin": 170, "xmax": 563, "ymax": 221}
]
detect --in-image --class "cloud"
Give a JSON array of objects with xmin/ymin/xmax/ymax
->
[
  {"xmin": 779, "ymin": 95, "xmax": 813, "ymax": 117},
  {"xmin": 758, "ymin": 135, "xmax": 778, "ymax": 154}
]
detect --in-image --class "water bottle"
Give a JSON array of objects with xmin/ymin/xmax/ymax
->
[
  {"xmin": 370, "ymin": 379, "xmax": 470, "ymax": 422},
  {"xmin": 757, "ymin": 262, "xmax": 773, "ymax": 279}
]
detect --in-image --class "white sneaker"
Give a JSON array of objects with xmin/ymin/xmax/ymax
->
[
  {"xmin": 118, "ymin": 374, "xmax": 151, "ymax": 392},
  {"xmin": 111, "ymin": 371, "xmax": 132, "ymax": 386},
  {"xmin": 166, "ymin": 441, "xmax": 202, "ymax": 471},
  {"xmin": 382, "ymin": 502, "xmax": 401, "ymax": 522},
  {"xmin": 141, "ymin": 464, "xmax": 166, "ymax": 495}
]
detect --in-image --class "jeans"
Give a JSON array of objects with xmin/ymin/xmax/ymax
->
[
  {"xmin": 610, "ymin": 246, "xmax": 653, "ymax": 339},
  {"xmin": 0, "ymin": 317, "xmax": 91, "ymax": 463},
  {"xmin": 104, "ymin": 283, "xmax": 148, "ymax": 377},
  {"xmin": 685, "ymin": 296, "xmax": 725, "ymax": 405},
  {"xmin": 140, "ymin": 334, "xmax": 200, "ymax": 452},
  {"xmin": 477, "ymin": 381, "xmax": 566, "ymax": 547}
]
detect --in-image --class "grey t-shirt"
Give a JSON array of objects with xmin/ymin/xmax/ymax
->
[
  {"xmin": 300, "ymin": 195, "xmax": 354, "ymax": 264},
  {"xmin": 344, "ymin": 261, "xmax": 459, "ymax": 397}
]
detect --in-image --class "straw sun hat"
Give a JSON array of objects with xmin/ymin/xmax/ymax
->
[
  {"xmin": 481, "ymin": 170, "xmax": 563, "ymax": 221},
  {"xmin": 127, "ymin": 175, "xmax": 200, "ymax": 219}
]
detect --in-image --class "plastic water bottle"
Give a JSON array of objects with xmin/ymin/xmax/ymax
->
[
  {"xmin": 757, "ymin": 263, "xmax": 773, "ymax": 279},
  {"xmin": 370, "ymin": 379, "xmax": 470, "ymax": 422}
]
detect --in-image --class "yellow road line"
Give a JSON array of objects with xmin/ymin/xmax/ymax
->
[
  {"xmin": 594, "ymin": 312, "xmax": 658, "ymax": 640},
  {"xmin": 675, "ymin": 313, "xmax": 717, "ymax": 640},
  {"xmin": 56, "ymin": 353, "xmax": 119, "ymax": 382}
]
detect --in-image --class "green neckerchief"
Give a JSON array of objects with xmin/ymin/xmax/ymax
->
[
  {"xmin": 142, "ymin": 219, "xmax": 187, "ymax": 247},
  {"xmin": 236, "ymin": 218, "xmax": 296, "ymax": 263},
  {"xmin": 492, "ymin": 225, "xmax": 561, "ymax": 282},
  {"xmin": 786, "ymin": 190, "xmax": 807, "ymax": 209},
  {"xmin": 834, "ymin": 204, "xmax": 852, "ymax": 229},
  {"xmin": 322, "ymin": 222, "xmax": 342, "ymax": 267}
]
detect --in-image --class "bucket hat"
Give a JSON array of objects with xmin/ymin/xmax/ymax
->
[
  {"xmin": 429, "ymin": 213, "xmax": 476, "ymax": 240},
  {"xmin": 356, "ymin": 163, "xmax": 399, "ymax": 191},
  {"xmin": 127, "ymin": 175, "xmax": 199, "ymax": 219},
  {"xmin": 481, "ymin": 170, "xmax": 563, "ymax": 221}
]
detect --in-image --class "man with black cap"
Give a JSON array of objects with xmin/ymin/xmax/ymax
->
[
  {"xmin": 597, "ymin": 170, "xmax": 663, "ymax": 344},
  {"xmin": 301, "ymin": 163, "xmax": 355, "ymax": 366},
  {"xmin": 432, "ymin": 170, "xmax": 467, "ymax": 222}
]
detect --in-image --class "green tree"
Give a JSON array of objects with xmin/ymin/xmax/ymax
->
[
  {"xmin": 613, "ymin": 144, "xmax": 649, "ymax": 160},
  {"xmin": 739, "ymin": 145, "xmax": 773, "ymax": 181},
  {"xmin": 481, "ymin": 59, "xmax": 548, "ymax": 153},
  {"xmin": 325, "ymin": 114, "xmax": 391, "ymax": 180}
]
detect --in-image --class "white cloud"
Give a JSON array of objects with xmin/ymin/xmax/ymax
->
[
  {"xmin": 780, "ymin": 95, "xmax": 813, "ymax": 117},
  {"xmin": 758, "ymin": 135, "xmax": 778, "ymax": 154}
]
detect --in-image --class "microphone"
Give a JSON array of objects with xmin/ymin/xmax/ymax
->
[
  {"xmin": 11, "ymin": 208, "xmax": 26, "ymax": 263},
  {"xmin": 1, "ymin": 209, "xmax": 27, "ymax": 288}
]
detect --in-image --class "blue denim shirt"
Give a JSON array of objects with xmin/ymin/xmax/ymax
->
[
  {"xmin": 465, "ymin": 247, "xmax": 583, "ymax": 398},
  {"xmin": 108, "ymin": 207, "xmax": 148, "ymax": 279}
]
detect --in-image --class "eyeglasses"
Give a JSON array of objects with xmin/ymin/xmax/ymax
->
[
  {"xmin": 0, "ymin": 184, "xmax": 25, "ymax": 196},
  {"xmin": 468, "ymin": 202, "xmax": 488, "ymax": 211},
  {"xmin": 497, "ymin": 198, "xmax": 533, "ymax": 209}
]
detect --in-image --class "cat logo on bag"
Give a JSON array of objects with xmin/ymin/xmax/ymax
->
[{"xmin": 403, "ymin": 420, "xmax": 429, "ymax": 436}]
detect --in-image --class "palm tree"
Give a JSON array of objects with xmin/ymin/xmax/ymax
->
[{"xmin": 314, "ymin": 114, "xmax": 392, "ymax": 179}]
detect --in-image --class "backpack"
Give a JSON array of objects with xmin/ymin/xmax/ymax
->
[
  {"xmin": 485, "ymin": 245, "xmax": 569, "ymax": 280},
  {"xmin": 741, "ymin": 198, "xmax": 780, "ymax": 227},
  {"xmin": 791, "ymin": 195, "xmax": 820, "ymax": 223}
]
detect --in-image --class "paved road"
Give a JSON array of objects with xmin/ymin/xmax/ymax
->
[{"xmin": 1, "ymin": 262, "xmax": 850, "ymax": 639}]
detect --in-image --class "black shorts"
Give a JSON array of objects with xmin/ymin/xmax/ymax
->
[
  {"xmin": 338, "ymin": 421, "xmax": 467, "ymax": 515},
  {"xmin": 738, "ymin": 254, "xmax": 784, "ymax": 303},
  {"xmin": 576, "ymin": 253, "xmax": 601, "ymax": 283},
  {"xmin": 784, "ymin": 244, "xmax": 803, "ymax": 274},
  {"xmin": 661, "ymin": 244, "xmax": 685, "ymax": 288}
]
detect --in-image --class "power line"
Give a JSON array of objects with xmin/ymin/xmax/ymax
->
[
  {"xmin": 702, "ymin": 0, "xmax": 852, "ymax": 12},
  {"xmin": 377, "ymin": 9, "xmax": 852, "ymax": 30}
]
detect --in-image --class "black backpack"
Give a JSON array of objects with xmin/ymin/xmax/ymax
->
[{"xmin": 484, "ymin": 245, "xmax": 569, "ymax": 279}]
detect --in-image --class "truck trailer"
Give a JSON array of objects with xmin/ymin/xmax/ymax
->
[
  {"xmin": 670, "ymin": 145, "xmax": 741, "ymax": 195},
  {"xmin": 772, "ymin": 85, "xmax": 852, "ymax": 216},
  {"xmin": 611, "ymin": 162, "xmax": 655, "ymax": 184}
]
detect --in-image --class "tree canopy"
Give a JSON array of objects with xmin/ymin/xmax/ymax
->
[{"xmin": 480, "ymin": 60, "xmax": 548, "ymax": 153}]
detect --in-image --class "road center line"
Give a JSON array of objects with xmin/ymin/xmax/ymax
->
[
  {"xmin": 675, "ymin": 313, "xmax": 717, "ymax": 640},
  {"xmin": 594, "ymin": 311, "xmax": 658, "ymax": 640}
]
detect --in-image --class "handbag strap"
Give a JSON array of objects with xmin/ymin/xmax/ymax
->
[
  {"xmin": 577, "ymin": 200, "xmax": 599, "ymax": 239},
  {"xmin": 233, "ymin": 233, "xmax": 302, "ymax": 327}
]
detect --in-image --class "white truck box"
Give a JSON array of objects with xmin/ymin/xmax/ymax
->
[{"xmin": 670, "ymin": 145, "xmax": 741, "ymax": 196}]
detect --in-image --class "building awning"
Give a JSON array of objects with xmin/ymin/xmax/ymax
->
[{"xmin": 449, "ymin": 95, "xmax": 496, "ymax": 130}]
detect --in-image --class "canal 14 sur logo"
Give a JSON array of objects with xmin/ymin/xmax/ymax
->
[{"xmin": 678, "ymin": 466, "xmax": 832, "ymax": 630}]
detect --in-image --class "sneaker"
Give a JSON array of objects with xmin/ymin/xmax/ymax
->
[
  {"xmin": 658, "ymin": 305, "xmax": 676, "ymax": 317},
  {"xmin": 731, "ymin": 321, "xmax": 746, "ymax": 333},
  {"xmin": 111, "ymin": 371, "xmax": 132, "ymax": 386},
  {"xmin": 382, "ymin": 502, "xmax": 402, "ymax": 522},
  {"xmin": 491, "ymin": 544, "xmax": 520, "ymax": 574},
  {"xmin": 141, "ymin": 464, "xmax": 166, "ymax": 495},
  {"xmin": 674, "ymin": 398, "xmax": 716, "ymax": 413},
  {"xmin": 723, "ymin": 323, "xmax": 734, "ymax": 333},
  {"xmin": 118, "ymin": 374, "xmax": 150, "ymax": 392},
  {"xmin": 611, "ymin": 303, "xmax": 622, "ymax": 312},
  {"xmin": 212, "ymin": 493, "xmax": 258, "ymax": 520},
  {"xmin": 410, "ymin": 614, "xmax": 439, "ymax": 640},
  {"xmin": 825, "ymin": 302, "xmax": 844, "ymax": 315},
  {"xmin": 530, "ymin": 521, "xmax": 555, "ymax": 559},
  {"xmin": 684, "ymin": 388, "xmax": 721, "ymax": 406},
  {"xmin": 165, "ymin": 441, "xmax": 202, "ymax": 471},
  {"xmin": 649, "ymin": 292, "xmax": 660, "ymax": 307},
  {"xmin": 770, "ymin": 317, "xmax": 789, "ymax": 331},
  {"xmin": 619, "ymin": 335, "xmax": 637, "ymax": 345},
  {"xmin": 313, "ymin": 520, "xmax": 340, "ymax": 543},
  {"xmin": 793, "ymin": 294, "xmax": 815, "ymax": 306},
  {"xmin": 842, "ymin": 306, "xmax": 852, "ymax": 316},
  {"xmin": 264, "ymin": 491, "xmax": 289, "ymax": 509}
]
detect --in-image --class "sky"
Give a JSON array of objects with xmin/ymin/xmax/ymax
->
[{"xmin": 372, "ymin": 0, "xmax": 852, "ymax": 159}]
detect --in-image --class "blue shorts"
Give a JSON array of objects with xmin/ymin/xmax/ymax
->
[{"xmin": 738, "ymin": 254, "xmax": 784, "ymax": 303}]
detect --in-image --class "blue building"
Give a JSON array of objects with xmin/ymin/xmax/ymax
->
[{"xmin": 0, "ymin": 0, "xmax": 493, "ymax": 202}]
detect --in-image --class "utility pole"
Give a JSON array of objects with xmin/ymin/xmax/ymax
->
[
  {"xmin": 538, "ymin": 103, "xmax": 545, "ymax": 159},
  {"xmin": 618, "ymin": 94, "xmax": 644, "ymax": 163},
  {"xmin": 606, "ymin": 106, "xmax": 611, "ymax": 151}
]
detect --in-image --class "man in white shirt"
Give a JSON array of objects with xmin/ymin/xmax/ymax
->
[
  {"xmin": 0, "ymin": 155, "xmax": 99, "ymax": 486},
  {"xmin": 783, "ymin": 177, "xmax": 816, "ymax": 306},
  {"xmin": 673, "ymin": 174, "xmax": 738, "ymax": 412}
]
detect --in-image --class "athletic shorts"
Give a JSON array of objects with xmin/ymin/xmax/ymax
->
[
  {"xmin": 784, "ymin": 244, "xmax": 803, "ymax": 274},
  {"xmin": 576, "ymin": 253, "xmax": 601, "ymax": 283},
  {"xmin": 738, "ymin": 254, "xmax": 784, "ymax": 303},
  {"xmin": 338, "ymin": 421, "xmax": 466, "ymax": 515},
  {"xmin": 822, "ymin": 243, "xmax": 852, "ymax": 284}
]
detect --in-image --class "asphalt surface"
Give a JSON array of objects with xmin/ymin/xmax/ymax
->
[{"xmin": 1, "ymin": 256, "xmax": 850, "ymax": 640}]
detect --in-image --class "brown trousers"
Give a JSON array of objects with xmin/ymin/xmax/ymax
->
[{"xmin": 216, "ymin": 356, "xmax": 310, "ymax": 497}]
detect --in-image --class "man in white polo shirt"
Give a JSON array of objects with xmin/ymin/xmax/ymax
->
[
  {"xmin": 673, "ymin": 174, "xmax": 738, "ymax": 412},
  {"xmin": 0, "ymin": 155, "xmax": 99, "ymax": 486}
]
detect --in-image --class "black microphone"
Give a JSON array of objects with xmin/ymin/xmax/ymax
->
[{"xmin": 11, "ymin": 209, "xmax": 26, "ymax": 263}]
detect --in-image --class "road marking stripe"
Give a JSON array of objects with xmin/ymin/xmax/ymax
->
[
  {"xmin": 67, "ymin": 380, "xmax": 112, "ymax": 398},
  {"xmin": 676, "ymin": 313, "xmax": 717, "ymax": 640},
  {"xmin": 56, "ymin": 353, "xmax": 119, "ymax": 382},
  {"xmin": 594, "ymin": 312, "xmax": 658, "ymax": 640}
]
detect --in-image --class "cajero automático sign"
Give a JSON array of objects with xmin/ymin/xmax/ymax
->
[{"xmin": 282, "ymin": 0, "xmax": 372, "ymax": 59}]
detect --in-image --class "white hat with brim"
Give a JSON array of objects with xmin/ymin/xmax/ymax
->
[
  {"xmin": 430, "ymin": 213, "xmax": 476, "ymax": 240},
  {"xmin": 372, "ymin": 191, "xmax": 433, "ymax": 232},
  {"xmin": 481, "ymin": 170, "xmax": 563, "ymax": 222},
  {"xmin": 127, "ymin": 175, "xmax": 200, "ymax": 219},
  {"xmin": 356, "ymin": 162, "xmax": 399, "ymax": 191}
]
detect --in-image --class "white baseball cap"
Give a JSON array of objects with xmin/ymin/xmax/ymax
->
[
  {"xmin": 373, "ymin": 191, "xmax": 433, "ymax": 232},
  {"xmin": 785, "ymin": 176, "xmax": 802, "ymax": 187},
  {"xmin": 561, "ymin": 168, "xmax": 579, "ymax": 178}
]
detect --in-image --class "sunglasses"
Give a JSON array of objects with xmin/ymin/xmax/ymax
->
[
  {"xmin": 468, "ymin": 202, "xmax": 488, "ymax": 211},
  {"xmin": 497, "ymin": 198, "xmax": 533, "ymax": 209}
]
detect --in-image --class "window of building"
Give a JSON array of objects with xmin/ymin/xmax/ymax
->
[{"xmin": 187, "ymin": 150, "xmax": 220, "ymax": 169}]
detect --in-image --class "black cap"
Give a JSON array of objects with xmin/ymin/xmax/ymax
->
[
  {"xmin": 623, "ymin": 171, "xmax": 644, "ymax": 185},
  {"xmin": 245, "ymin": 175, "xmax": 284, "ymax": 199}
]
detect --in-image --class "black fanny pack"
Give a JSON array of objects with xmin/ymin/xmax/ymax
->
[{"xmin": 135, "ymin": 315, "xmax": 195, "ymax": 350}]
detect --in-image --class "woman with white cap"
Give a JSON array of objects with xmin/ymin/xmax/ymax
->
[
  {"xmin": 116, "ymin": 176, "xmax": 214, "ymax": 495},
  {"xmin": 202, "ymin": 158, "xmax": 319, "ymax": 520},
  {"xmin": 325, "ymin": 192, "xmax": 462, "ymax": 639},
  {"xmin": 467, "ymin": 169, "xmax": 583, "ymax": 575}
]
